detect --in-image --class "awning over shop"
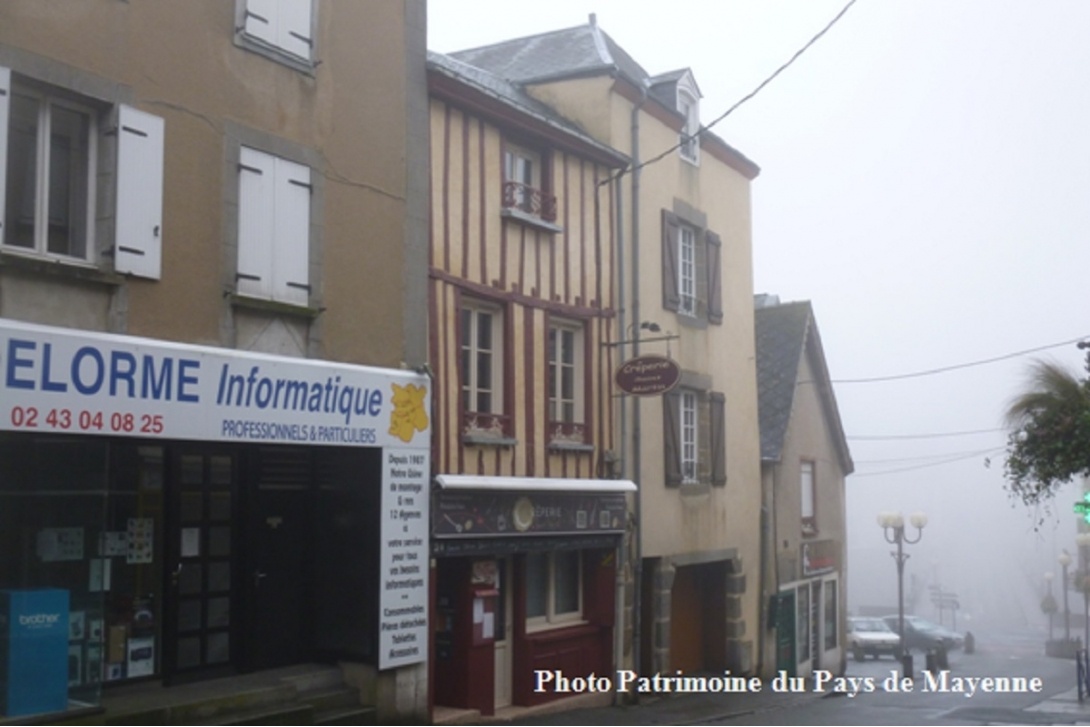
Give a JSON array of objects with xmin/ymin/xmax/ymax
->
[{"xmin": 434, "ymin": 474, "xmax": 636, "ymax": 493}]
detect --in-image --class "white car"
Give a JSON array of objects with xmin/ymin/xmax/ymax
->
[{"xmin": 848, "ymin": 616, "xmax": 901, "ymax": 661}]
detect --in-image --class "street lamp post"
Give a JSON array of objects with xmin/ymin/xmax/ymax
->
[
  {"xmin": 1060, "ymin": 551, "xmax": 1073, "ymax": 643},
  {"xmin": 878, "ymin": 511, "xmax": 927, "ymax": 676}
]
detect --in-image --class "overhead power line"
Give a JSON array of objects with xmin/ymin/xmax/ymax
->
[
  {"xmin": 603, "ymin": 0, "xmax": 858, "ymax": 185},
  {"xmin": 851, "ymin": 446, "xmax": 1006, "ymax": 478},
  {"xmin": 832, "ymin": 336, "xmax": 1090, "ymax": 384},
  {"xmin": 848, "ymin": 428, "xmax": 1004, "ymax": 441}
]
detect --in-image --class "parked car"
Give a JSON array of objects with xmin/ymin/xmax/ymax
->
[
  {"xmin": 847, "ymin": 616, "xmax": 901, "ymax": 661},
  {"xmin": 882, "ymin": 614, "xmax": 963, "ymax": 652}
]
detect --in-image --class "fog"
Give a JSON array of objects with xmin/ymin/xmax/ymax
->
[{"xmin": 429, "ymin": 0, "xmax": 1090, "ymax": 639}]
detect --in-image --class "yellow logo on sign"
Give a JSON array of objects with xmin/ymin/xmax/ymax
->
[{"xmin": 389, "ymin": 383, "xmax": 429, "ymax": 443}]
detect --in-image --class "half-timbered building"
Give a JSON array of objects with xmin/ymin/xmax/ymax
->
[{"xmin": 426, "ymin": 51, "xmax": 632, "ymax": 716}]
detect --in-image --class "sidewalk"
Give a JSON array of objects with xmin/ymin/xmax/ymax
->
[
  {"xmin": 472, "ymin": 683, "xmax": 825, "ymax": 725},
  {"xmin": 1025, "ymin": 684, "xmax": 1090, "ymax": 719}
]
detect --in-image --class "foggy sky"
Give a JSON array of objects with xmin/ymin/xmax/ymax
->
[{"xmin": 428, "ymin": 0, "xmax": 1090, "ymax": 636}]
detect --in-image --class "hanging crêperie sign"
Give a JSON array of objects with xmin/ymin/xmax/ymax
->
[{"xmin": 614, "ymin": 355, "xmax": 681, "ymax": 396}]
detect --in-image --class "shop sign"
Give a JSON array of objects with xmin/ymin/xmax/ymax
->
[
  {"xmin": 434, "ymin": 490, "xmax": 628, "ymax": 538},
  {"xmin": 0, "ymin": 318, "xmax": 429, "ymax": 448},
  {"xmin": 801, "ymin": 539, "xmax": 838, "ymax": 576},
  {"xmin": 614, "ymin": 355, "xmax": 680, "ymax": 396},
  {"xmin": 379, "ymin": 448, "xmax": 430, "ymax": 669}
]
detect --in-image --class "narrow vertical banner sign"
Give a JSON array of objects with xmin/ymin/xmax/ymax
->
[{"xmin": 379, "ymin": 448, "xmax": 430, "ymax": 669}]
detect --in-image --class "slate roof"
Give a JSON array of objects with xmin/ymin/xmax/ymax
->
[
  {"xmin": 449, "ymin": 21, "xmax": 650, "ymax": 89},
  {"xmin": 754, "ymin": 299, "xmax": 853, "ymax": 473},
  {"xmin": 427, "ymin": 51, "xmax": 627, "ymax": 165}
]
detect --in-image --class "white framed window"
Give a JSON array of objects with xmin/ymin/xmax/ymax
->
[
  {"xmin": 525, "ymin": 550, "xmax": 582, "ymax": 629},
  {"xmin": 678, "ymin": 88, "xmax": 700, "ymax": 164},
  {"xmin": 503, "ymin": 142, "xmax": 555, "ymax": 222},
  {"xmin": 238, "ymin": 0, "xmax": 315, "ymax": 64},
  {"xmin": 461, "ymin": 301, "xmax": 504, "ymax": 415},
  {"xmin": 236, "ymin": 146, "xmax": 311, "ymax": 306},
  {"xmin": 3, "ymin": 82, "xmax": 94, "ymax": 261},
  {"xmin": 548, "ymin": 321, "xmax": 584, "ymax": 425},
  {"xmin": 0, "ymin": 68, "xmax": 164, "ymax": 279},
  {"xmin": 678, "ymin": 225, "xmax": 696, "ymax": 316},
  {"xmin": 801, "ymin": 460, "xmax": 816, "ymax": 533},
  {"xmin": 681, "ymin": 391, "xmax": 698, "ymax": 483}
]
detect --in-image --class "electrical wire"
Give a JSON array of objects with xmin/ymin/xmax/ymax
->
[
  {"xmin": 832, "ymin": 336, "xmax": 1089, "ymax": 384},
  {"xmin": 848, "ymin": 428, "xmax": 1004, "ymax": 441},
  {"xmin": 603, "ymin": 0, "xmax": 858, "ymax": 185},
  {"xmin": 851, "ymin": 446, "xmax": 1006, "ymax": 478}
]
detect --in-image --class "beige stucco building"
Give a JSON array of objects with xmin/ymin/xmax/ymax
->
[{"xmin": 448, "ymin": 16, "xmax": 764, "ymax": 678}]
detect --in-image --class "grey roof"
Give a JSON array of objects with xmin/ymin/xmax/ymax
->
[
  {"xmin": 754, "ymin": 300, "xmax": 853, "ymax": 473},
  {"xmin": 449, "ymin": 21, "xmax": 652, "ymax": 93},
  {"xmin": 427, "ymin": 51, "xmax": 627, "ymax": 164}
]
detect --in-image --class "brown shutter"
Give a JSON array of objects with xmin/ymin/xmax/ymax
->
[
  {"xmin": 663, "ymin": 390, "xmax": 682, "ymax": 487},
  {"xmin": 710, "ymin": 391, "xmax": 727, "ymax": 486},
  {"xmin": 706, "ymin": 230, "xmax": 723, "ymax": 325},
  {"xmin": 662, "ymin": 210, "xmax": 680, "ymax": 312}
]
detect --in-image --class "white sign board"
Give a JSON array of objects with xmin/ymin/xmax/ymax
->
[
  {"xmin": 0, "ymin": 319, "xmax": 430, "ymax": 449},
  {"xmin": 379, "ymin": 448, "xmax": 430, "ymax": 669}
]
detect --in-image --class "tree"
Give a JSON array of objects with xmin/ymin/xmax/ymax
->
[{"xmin": 1003, "ymin": 350, "xmax": 1090, "ymax": 507}]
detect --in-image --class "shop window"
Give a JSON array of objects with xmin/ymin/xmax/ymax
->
[
  {"xmin": 0, "ymin": 68, "xmax": 165, "ymax": 279},
  {"xmin": 525, "ymin": 551, "xmax": 582, "ymax": 629},
  {"xmin": 823, "ymin": 581, "xmax": 837, "ymax": 651}
]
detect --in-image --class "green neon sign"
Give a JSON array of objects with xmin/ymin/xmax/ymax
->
[{"xmin": 1075, "ymin": 493, "xmax": 1090, "ymax": 524}]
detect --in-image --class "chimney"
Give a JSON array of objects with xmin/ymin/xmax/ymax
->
[
  {"xmin": 754, "ymin": 293, "xmax": 781, "ymax": 309},
  {"xmin": 589, "ymin": 13, "xmax": 597, "ymax": 27}
]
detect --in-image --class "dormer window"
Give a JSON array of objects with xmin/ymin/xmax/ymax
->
[
  {"xmin": 678, "ymin": 89, "xmax": 700, "ymax": 164},
  {"xmin": 675, "ymin": 71, "xmax": 701, "ymax": 165},
  {"xmin": 502, "ymin": 142, "xmax": 556, "ymax": 223}
]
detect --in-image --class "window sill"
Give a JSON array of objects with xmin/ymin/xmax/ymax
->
[
  {"xmin": 802, "ymin": 523, "xmax": 819, "ymax": 538},
  {"xmin": 462, "ymin": 433, "xmax": 518, "ymax": 447},
  {"xmin": 228, "ymin": 293, "xmax": 323, "ymax": 319},
  {"xmin": 501, "ymin": 208, "xmax": 562, "ymax": 234},
  {"xmin": 547, "ymin": 441, "xmax": 595, "ymax": 453},
  {"xmin": 525, "ymin": 618, "xmax": 589, "ymax": 636},
  {"xmin": 680, "ymin": 481, "xmax": 711, "ymax": 498},
  {"xmin": 235, "ymin": 35, "xmax": 317, "ymax": 76},
  {"xmin": 0, "ymin": 251, "xmax": 123, "ymax": 287}
]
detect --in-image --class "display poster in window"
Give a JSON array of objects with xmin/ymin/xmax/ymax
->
[
  {"xmin": 127, "ymin": 518, "xmax": 154, "ymax": 564},
  {"xmin": 37, "ymin": 527, "xmax": 84, "ymax": 562},
  {"xmin": 378, "ymin": 448, "xmax": 429, "ymax": 670}
]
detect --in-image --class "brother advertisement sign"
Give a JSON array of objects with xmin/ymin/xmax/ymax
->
[{"xmin": 0, "ymin": 318, "xmax": 431, "ymax": 449}]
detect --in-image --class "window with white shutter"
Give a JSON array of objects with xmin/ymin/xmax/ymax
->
[
  {"xmin": 115, "ymin": 105, "xmax": 164, "ymax": 279},
  {"xmin": 239, "ymin": 0, "xmax": 314, "ymax": 65},
  {"xmin": 237, "ymin": 146, "xmax": 310, "ymax": 305}
]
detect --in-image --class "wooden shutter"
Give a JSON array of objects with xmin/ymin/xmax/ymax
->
[
  {"xmin": 237, "ymin": 146, "xmax": 275, "ymax": 299},
  {"xmin": 115, "ymin": 106, "xmax": 164, "ymax": 279},
  {"xmin": 663, "ymin": 390, "xmax": 683, "ymax": 487},
  {"xmin": 243, "ymin": 0, "xmax": 278, "ymax": 46},
  {"xmin": 709, "ymin": 391, "xmax": 726, "ymax": 486},
  {"xmin": 278, "ymin": 0, "xmax": 313, "ymax": 60},
  {"xmin": 0, "ymin": 67, "xmax": 9, "ymax": 245},
  {"xmin": 273, "ymin": 157, "xmax": 310, "ymax": 306},
  {"xmin": 705, "ymin": 230, "xmax": 723, "ymax": 324},
  {"xmin": 661, "ymin": 210, "xmax": 680, "ymax": 312}
]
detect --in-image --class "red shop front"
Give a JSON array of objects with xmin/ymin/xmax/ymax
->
[{"xmin": 430, "ymin": 476, "xmax": 634, "ymax": 715}]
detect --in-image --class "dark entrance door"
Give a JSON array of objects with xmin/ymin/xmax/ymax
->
[
  {"xmin": 773, "ymin": 591, "xmax": 797, "ymax": 675},
  {"xmin": 245, "ymin": 448, "xmax": 312, "ymax": 670},
  {"xmin": 164, "ymin": 450, "xmax": 237, "ymax": 681}
]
